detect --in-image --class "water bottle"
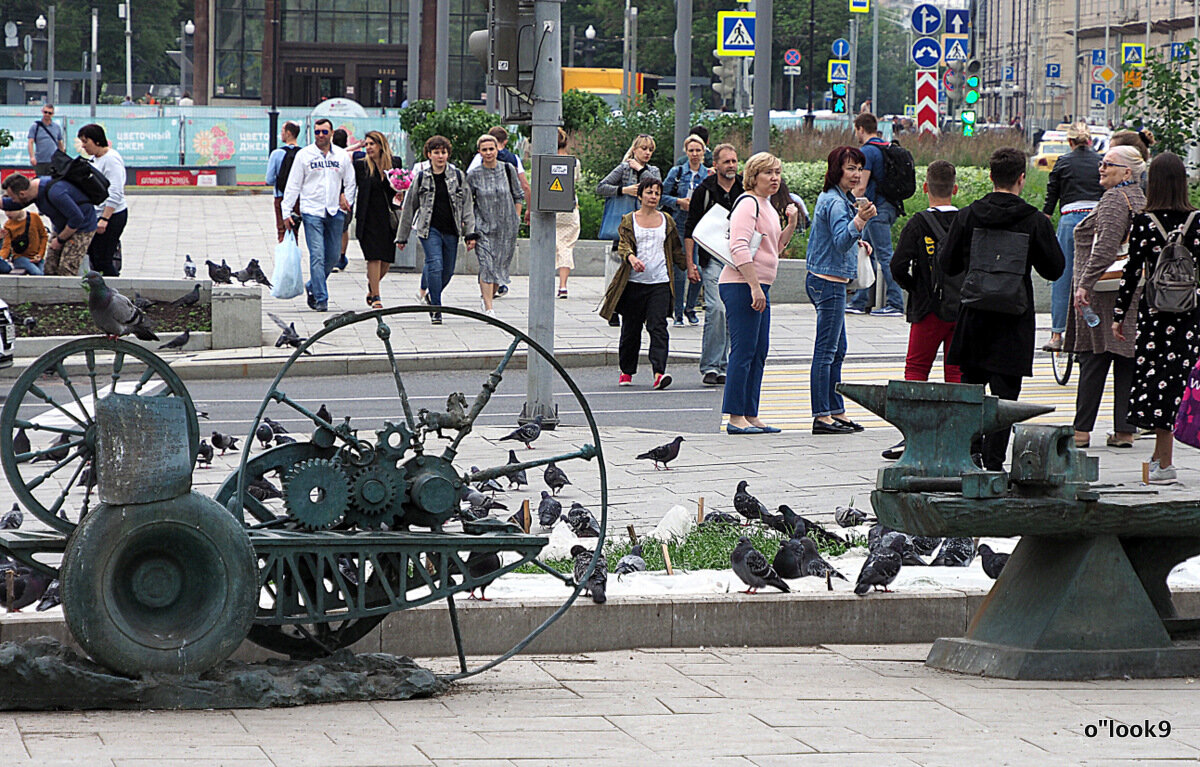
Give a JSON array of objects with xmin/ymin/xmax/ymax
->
[{"xmin": 1082, "ymin": 306, "xmax": 1101, "ymax": 328}]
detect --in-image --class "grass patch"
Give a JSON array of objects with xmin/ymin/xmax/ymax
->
[{"xmin": 13, "ymin": 301, "xmax": 212, "ymax": 338}]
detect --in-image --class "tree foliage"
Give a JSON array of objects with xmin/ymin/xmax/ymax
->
[
  {"xmin": 1118, "ymin": 42, "xmax": 1199, "ymax": 157},
  {"xmin": 402, "ymin": 102, "xmax": 501, "ymax": 168},
  {"xmin": 562, "ymin": 89, "xmax": 609, "ymax": 133}
]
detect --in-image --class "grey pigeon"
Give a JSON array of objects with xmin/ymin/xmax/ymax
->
[
  {"xmin": 264, "ymin": 416, "xmax": 288, "ymax": 435},
  {"xmin": 211, "ymin": 430, "xmax": 239, "ymax": 454},
  {"xmin": 471, "ymin": 466, "xmax": 505, "ymax": 494},
  {"xmin": 13, "ymin": 428, "xmax": 30, "ymax": 458},
  {"xmin": 571, "ymin": 545, "xmax": 608, "ymax": 603},
  {"xmin": 158, "ymin": 329, "xmax": 190, "ymax": 350},
  {"xmin": 170, "ymin": 283, "xmax": 200, "ymax": 307},
  {"xmin": 760, "ymin": 510, "xmax": 791, "ymax": 537},
  {"xmin": 248, "ymin": 476, "xmax": 283, "ymax": 501},
  {"xmin": 206, "ymin": 259, "xmax": 232, "ymax": 284},
  {"xmin": 196, "ymin": 439, "xmax": 213, "ymax": 466},
  {"xmin": 31, "ymin": 433, "xmax": 70, "ymax": 463},
  {"xmin": 233, "ymin": 258, "xmax": 272, "ymax": 287},
  {"xmin": 461, "ymin": 486, "xmax": 508, "ymax": 515},
  {"xmin": 183, "ymin": 254, "xmax": 197, "ymax": 279},
  {"xmin": 0, "ymin": 568, "xmax": 54, "ymax": 611},
  {"xmin": 834, "ymin": 505, "xmax": 870, "ymax": 528},
  {"xmin": 978, "ymin": 544, "xmax": 1010, "ymax": 579},
  {"xmin": 883, "ymin": 531, "xmax": 927, "ymax": 566},
  {"xmin": 544, "ymin": 461, "xmax": 570, "ymax": 495},
  {"xmin": 931, "ymin": 537, "xmax": 976, "ymax": 567},
  {"xmin": 133, "ymin": 291, "xmax": 154, "ymax": 310},
  {"xmin": 1, "ymin": 503, "xmax": 22, "ymax": 530},
  {"xmin": 867, "ymin": 523, "xmax": 895, "ymax": 553},
  {"xmin": 798, "ymin": 537, "xmax": 847, "ymax": 580},
  {"xmin": 614, "ymin": 544, "xmax": 647, "ymax": 577},
  {"xmin": 84, "ymin": 271, "xmax": 158, "ymax": 340},
  {"xmin": 504, "ymin": 449, "xmax": 528, "ymax": 489},
  {"xmin": 274, "ymin": 433, "xmax": 297, "ymax": 446},
  {"xmin": 636, "ymin": 435, "xmax": 685, "ymax": 470},
  {"xmin": 912, "ymin": 536, "xmax": 942, "ymax": 557},
  {"xmin": 35, "ymin": 579, "xmax": 61, "ymax": 611},
  {"xmin": 316, "ymin": 404, "xmax": 332, "ymax": 423},
  {"xmin": 499, "ymin": 415, "xmax": 542, "ymax": 449},
  {"xmin": 698, "ymin": 511, "xmax": 741, "ymax": 528},
  {"xmin": 256, "ymin": 423, "xmax": 275, "ymax": 448},
  {"xmin": 537, "ymin": 491, "xmax": 562, "ymax": 528},
  {"xmin": 779, "ymin": 505, "xmax": 844, "ymax": 545},
  {"xmin": 733, "ymin": 480, "xmax": 768, "ymax": 524},
  {"xmin": 465, "ymin": 550, "xmax": 503, "ymax": 600},
  {"xmin": 268, "ymin": 313, "xmax": 311, "ymax": 353},
  {"xmin": 565, "ymin": 501, "xmax": 600, "ymax": 537},
  {"xmin": 772, "ymin": 538, "xmax": 803, "ymax": 579},
  {"xmin": 731, "ymin": 536, "xmax": 789, "ymax": 594},
  {"xmin": 854, "ymin": 535, "xmax": 905, "ymax": 595}
]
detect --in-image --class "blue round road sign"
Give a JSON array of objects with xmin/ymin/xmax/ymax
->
[
  {"xmin": 832, "ymin": 38, "xmax": 850, "ymax": 58},
  {"xmin": 911, "ymin": 4, "xmax": 942, "ymax": 35},
  {"xmin": 911, "ymin": 37, "xmax": 941, "ymax": 69},
  {"xmin": 784, "ymin": 49, "xmax": 801, "ymax": 66},
  {"xmin": 1099, "ymin": 87, "xmax": 1115, "ymax": 105}
]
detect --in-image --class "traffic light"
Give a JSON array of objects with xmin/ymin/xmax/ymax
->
[
  {"xmin": 469, "ymin": 0, "xmax": 535, "ymax": 120},
  {"xmin": 961, "ymin": 109, "xmax": 977, "ymax": 136},
  {"xmin": 712, "ymin": 55, "xmax": 739, "ymax": 101},
  {"xmin": 964, "ymin": 59, "xmax": 981, "ymax": 107},
  {"xmin": 831, "ymin": 81, "xmax": 847, "ymax": 113}
]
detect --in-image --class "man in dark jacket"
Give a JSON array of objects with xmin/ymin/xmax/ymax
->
[
  {"xmin": 940, "ymin": 147, "xmax": 1065, "ymax": 471},
  {"xmin": 1041, "ymin": 122, "xmax": 1103, "ymax": 351},
  {"xmin": 683, "ymin": 143, "xmax": 742, "ymax": 386},
  {"xmin": 1, "ymin": 172, "xmax": 98, "ymax": 276}
]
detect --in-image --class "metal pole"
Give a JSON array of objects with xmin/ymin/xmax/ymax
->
[
  {"xmin": 179, "ymin": 21, "xmax": 186, "ymax": 102},
  {"xmin": 524, "ymin": 0, "xmax": 563, "ymax": 427},
  {"xmin": 805, "ymin": 0, "xmax": 815, "ymax": 128},
  {"xmin": 631, "ymin": 8, "xmax": 638, "ymax": 97},
  {"xmin": 124, "ymin": 0, "xmax": 132, "ymax": 101},
  {"xmin": 622, "ymin": 0, "xmax": 631, "ymax": 100},
  {"xmin": 848, "ymin": 18, "xmax": 858, "ymax": 128},
  {"xmin": 568, "ymin": 24, "xmax": 575, "ymax": 67},
  {"xmin": 1073, "ymin": 0, "xmax": 1079, "ymax": 120},
  {"xmin": 871, "ymin": 2, "xmax": 878, "ymax": 113},
  {"xmin": 752, "ymin": 0, "xmax": 771, "ymax": 153},
  {"xmin": 435, "ymin": 0, "xmax": 449, "ymax": 107},
  {"xmin": 90, "ymin": 9, "xmax": 98, "ymax": 118},
  {"xmin": 47, "ymin": 5, "xmax": 55, "ymax": 104},
  {"xmin": 674, "ymin": 0, "xmax": 692, "ymax": 155},
  {"xmin": 268, "ymin": 0, "xmax": 279, "ymax": 152},
  {"xmin": 406, "ymin": 0, "xmax": 421, "ymax": 164}
]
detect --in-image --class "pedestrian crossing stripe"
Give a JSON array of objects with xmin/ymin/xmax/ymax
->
[{"xmin": 548, "ymin": 178, "xmax": 563, "ymax": 192}]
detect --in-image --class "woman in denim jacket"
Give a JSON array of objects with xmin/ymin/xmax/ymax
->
[{"xmin": 805, "ymin": 146, "xmax": 876, "ymax": 435}]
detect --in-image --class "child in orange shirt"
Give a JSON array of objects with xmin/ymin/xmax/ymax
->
[{"xmin": 0, "ymin": 208, "xmax": 47, "ymax": 275}]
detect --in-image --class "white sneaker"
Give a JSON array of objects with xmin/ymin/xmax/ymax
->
[
  {"xmin": 1148, "ymin": 459, "xmax": 1178, "ymax": 484},
  {"xmin": 480, "ymin": 298, "xmax": 488, "ymax": 312},
  {"xmin": 485, "ymin": 309, "xmax": 497, "ymax": 318}
]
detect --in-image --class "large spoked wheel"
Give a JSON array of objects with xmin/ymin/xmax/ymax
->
[
  {"xmin": 0, "ymin": 338, "xmax": 200, "ymax": 533},
  {"xmin": 1050, "ymin": 348, "xmax": 1073, "ymax": 386},
  {"xmin": 223, "ymin": 305, "xmax": 608, "ymax": 678},
  {"xmin": 60, "ymin": 492, "xmax": 257, "ymax": 677}
]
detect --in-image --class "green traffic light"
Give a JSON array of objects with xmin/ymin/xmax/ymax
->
[
  {"xmin": 965, "ymin": 91, "xmax": 979, "ymax": 105},
  {"xmin": 966, "ymin": 75, "xmax": 979, "ymax": 87},
  {"xmin": 961, "ymin": 110, "xmax": 977, "ymax": 124}
]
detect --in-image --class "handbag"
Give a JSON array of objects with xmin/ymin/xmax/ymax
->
[
  {"xmin": 1174, "ymin": 356, "xmax": 1200, "ymax": 448},
  {"xmin": 1094, "ymin": 190, "xmax": 1134, "ymax": 292},
  {"xmin": 269, "ymin": 231, "xmax": 304, "ymax": 300},
  {"xmin": 847, "ymin": 240, "xmax": 876, "ymax": 291},
  {"xmin": 691, "ymin": 194, "xmax": 762, "ymax": 267},
  {"xmin": 598, "ymin": 194, "xmax": 636, "ymax": 242}
]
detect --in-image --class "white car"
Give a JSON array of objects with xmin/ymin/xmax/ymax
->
[{"xmin": 0, "ymin": 298, "xmax": 14, "ymax": 370}]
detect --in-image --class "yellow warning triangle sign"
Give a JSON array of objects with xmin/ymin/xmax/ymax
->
[{"xmin": 549, "ymin": 177, "xmax": 563, "ymax": 192}]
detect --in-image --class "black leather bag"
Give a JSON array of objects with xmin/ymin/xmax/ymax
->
[{"xmin": 959, "ymin": 227, "xmax": 1030, "ymax": 315}]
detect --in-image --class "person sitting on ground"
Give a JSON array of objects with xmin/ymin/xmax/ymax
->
[{"xmin": 0, "ymin": 208, "xmax": 47, "ymax": 275}]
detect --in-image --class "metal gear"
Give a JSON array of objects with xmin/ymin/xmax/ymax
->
[
  {"xmin": 283, "ymin": 458, "xmax": 351, "ymax": 530},
  {"xmin": 350, "ymin": 464, "xmax": 398, "ymax": 517},
  {"xmin": 375, "ymin": 421, "xmax": 413, "ymax": 460}
]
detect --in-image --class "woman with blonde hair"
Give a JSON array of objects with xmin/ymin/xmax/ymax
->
[
  {"xmin": 353, "ymin": 130, "xmax": 402, "ymax": 308},
  {"xmin": 596, "ymin": 134, "xmax": 662, "ymax": 323},
  {"xmin": 467, "ymin": 132, "xmax": 524, "ymax": 316}
]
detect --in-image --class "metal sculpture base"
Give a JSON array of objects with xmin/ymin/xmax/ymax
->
[{"xmin": 0, "ymin": 637, "xmax": 446, "ymax": 710}]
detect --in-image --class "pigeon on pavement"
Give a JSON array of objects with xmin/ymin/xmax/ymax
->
[
  {"xmin": 636, "ymin": 436, "xmax": 685, "ymax": 470},
  {"xmin": 731, "ymin": 536, "xmax": 790, "ymax": 594},
  {"xmin": 13, "ymin": 428, "xmax": 30, "ymax": 458},
  {"xmin": 35, "ymin": 579, "xmax": 61, "ymax": 611},
  {"xmin": 183, "ymin": 254, "xmax": 197, "ymax": 279},
  {"xmin": 211, "ymin": 431, "xmax": 239, "ymax": 455},
  {"xmin": 465, "ymin": 550, "xmax": 503, "ymax": 600},
  {"xmin": 264, "ymin": 416, "xmax": 288, "ymax": 435},
  {"xmin": 274, "ymin": 433, "xmax": 297, "ymax": 446},
  {"xmin": 248, "ymin": 476, "xmax": 283, "ymax": 501},
  {"xmin": 268, "ymin": 313, "xmax": 310, "ymax": 354},
  {"xmin": 614, "ymin": 544, "xmax": 647, "ymax": 577},
  {"xmin": 931, "ymin": 537, "xmax": 977, "ymax": 567},
  {"xmin": 537, "ymin": 491, "xmax": 562, "ymax": 528},
  {"xmin": 544, "ymin": 461, "xmax": 570, "ymax": 495},
  {"xmin": 31, "ymin": 433, "xmax": 70, "ymax": 463},
  {"xmin": 1, "ymin": 503, "xmax": 22, "ymax": 530},
  {"xmin": 733, "ymin": 480, "xmax": 768, "ymax": 524},
  {"xmin": 256, "ymin": 423, "xmax": 275, "ymax": 448},
  {"xmin": 504, "ymin": 449, "xmax": 528, "ymax": 489},
  {"xmin": 854, "ymin": 535, "xmax": 905, "ymax": 595},
  {"xmin": 158, "ymin": 329, "xmax": 190, "ymax": 350},
  {"xmin": 772, "ymin": 538, "xmax": 803, "ymax": 579},
  {"xmin": 461, "ymin": 486, "xmax": 508, "ymax": 515},
  {"xmin": 471, "ymin": 466, "xmax": 505, "ymax": 494},
  {"xmin": 798, "ymin": 537, "xmax": 847, "ymax": 580},
  {"xmin": 170, "ymin": 283, "xmax": 201, "ymax": 307},
  {"xmin": 233, "ymin": 258, "xmax": 272, "ymax": 287},
  {"xmin": 834, "ymin": 505, "xmax": 870, "ymax": 528},
  {"xmin": 499, "ymin": 415, "xmax": 542, "ymax": 449},
  {"xmin": 571, "ymin": 545, "xmax": 608, "ymax": 603},
  {"xmin": 882, "ymin": 532, "xmax": 928, "ymax": 566},
  {"xmin": 206, "ymin": 259, "xmax": 232, "ymax": 284},
  {"xmin": 565, "ymin": 501, "xmax": 600, "ymax": 538},
  {"xmin": 84, "ymin": 271, "xmax": 158, "ymax": 340},
  {"xmin": 978, "ymin": 544, "xmax": 1010, "ymax": 579},
  {"xmin": 196, "ymin": 440, "xmax": 213, "ymax": 466}
]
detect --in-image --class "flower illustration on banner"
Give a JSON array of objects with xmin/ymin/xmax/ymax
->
[{"xmin": 192, "ymin": 124, "xmax": 236, "ymax": 164}]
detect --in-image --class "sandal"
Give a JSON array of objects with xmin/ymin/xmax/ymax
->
[
  {"xmin": 366, "ymin": 294, "xmax": 377, "ymax": 307},
  {"xmin": 1074, "ymin": 431, "xmax": 1090, "ymax": 448},
  {"xmin": 1106, "ymin": 433, "xmax": 1135, "ymax": 448},
  {"xmin": 371, "ymin": 297, "xmax": 383, "ymax": 310}
]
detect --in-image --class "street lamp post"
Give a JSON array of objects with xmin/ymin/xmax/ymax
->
[
  {"xmin": 90, "ymin": 8, "xmax": 98, "ymax": 117},
  {"xmin": 805, "ymin": 0, "xmax": 815, "ymax": 129},
  {"xmin": 120, "ymin": 1, "xmax": 131, "ymax": 102},
  {"xmin": 180, "ymin": 19, "xmax": 195, "ymax": 100},
  {"xmin": 36, "ymin": 9, "xmax": 54, "ymax": 104},
  {"xmin": 584, "ymin": 24, "xmax": 596, "ymax": 67}
]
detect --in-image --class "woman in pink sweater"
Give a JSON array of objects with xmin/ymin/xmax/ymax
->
[{"xmin": 722, "ymin": 152, "xmax": 801, "ymax": 434}]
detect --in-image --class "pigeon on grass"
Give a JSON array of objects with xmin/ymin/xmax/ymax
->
[
  {"xmin": 733, "ymin": 480, "xmax": 768, "ymax": 524},
  {"xmin": 731, "ymin": 536, "xmax": 789, "ymax": 594},
  {"xmin": 614, "ymin": 544, "xmax": 647, "ymax": 577},
  {"xmin": 778, "ymin": 505, "xmax": 844, "ymax": 546},
  {"xmin": 797, "ymin": 537, "xmax": 847, "ymax": 580},
  {"xmin": 83, "ymin": 271, "xmax": 158, "ymax": 341}
]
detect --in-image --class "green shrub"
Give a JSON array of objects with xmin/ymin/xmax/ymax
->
[
  {"xmin": 401, "ymin": 101, "xmax": 500, "ymax": 169},
  {"xmin": 577, "ymin": 175, "xmax": 603, "ymax": 240},
  {"xmin": 562, "ymin": 89, "xmax": 609, "ymax": 134}
]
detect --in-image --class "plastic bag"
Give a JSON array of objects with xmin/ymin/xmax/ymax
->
[{"xmin": 270, "ymin": 231, "xmax": 304, "ymax": 300}]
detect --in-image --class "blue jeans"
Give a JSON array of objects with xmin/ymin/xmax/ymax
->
[
  {"xmin": 673, "ymin": 264, "xmax": 701, "ymax": 320},
  {"xmin": 0, "ymin": 257, "xmax": 44, "ymax": 275},
  {"xmin": 720, "ymin": 282, "xmax": 770, "ymax": 417},
  {"xmin": 301, "ymin": 211, "xmax": 345, "ymax": 305},
  {"xmin": 1051, "ymin": 210, "xmax": 1088, "ymax": 333},
  {"xmin": 418, "ymin": 228, "xmax": 459, "ymax": 306},
  {"xmin": 806, "ymin": 272, "xmax": 848, "ymax": 417},
  {"xmin": 848, "ymin": 199, "xmax": 903, "ymax": 311},
  {"xmin": 699, "ymin": 257, "xmax": 729, "ymax": 375}
]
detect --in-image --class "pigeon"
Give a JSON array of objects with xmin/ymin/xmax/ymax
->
[
  {"xmin": 20, "ymin": 314, "xmax": 37, "ymax": 330},
  {"xmin": 264, "ymin": 416, "xmax": 288, "ymax": 435},
  {"xmin": 779, "ymin": 505, "xmax": 845, "ymax": 546},
  {"xmin": 465, "ymin": 550, "xmax": 503, "ymax": 600},
  {"xmin": 268, "ymin": 312, "xmax": 310, "ymax": 353},
  {"xmin": 1, "ymin": 504, "xmax": 22, "ymax": 530},
  {"xmin": 35, "ymin": 579, "xmax": 61, "ymax": 611},
  {"xmin": 211, "ymin": 431, "xmax": 239, "ymax": 455},
  {"xmin": 503, "ymin": 449, "xmax": 527, "ymax": 489},
  {"xmin": 183, "ymin": 254, "xmax": 197, "ymax": 279},
  {"xmin": 636, "ymin": 436, "xmax": 685, "ymax": 470},
  {"xmin": 544, "ymin": 461, "xmax": 570, "ymax": 495},
  {"xmin": 248, "ymin": 476, "xmax": 283, "ymax": 501},
  {"xmin": 337, "ymin": 556, "xmax": 359, "ymax": 586},
  {"xmin": 798, "ymin": 537, "xmax": 847, "ymax": 580},
  {"xmin": 912, "ymin": 536, "xmax": 942, "ymax": 557},
  {"xmin": 697, "ymin": 511, "xmax": 740, "ymax": 528},
  {"xmin": 883, "ymin": 531, "xmax": 927, "ymax": 567},
  {"xmin": 461, "ymin": 486, "xmax": 508, "ymax": 516},
  {"xmin": 759, "ymin": 511, "xmax": 792, "ymax": 537},
  {"xmin": 978, "ymin": 544, "xmax": 1010, "ymax": 579},
  {"xmin": 499, "ymin": 415, "xmax": 542, "ymax": 449},
  {"xmin": 31, "ymin": 433, "xmax": 70, "ymax": 463},
  {"xmin": 731, "ymin": 536, "xmax": 789, "ymax": 594},
  {"xmin": 537, "ymin": 491, "xmax": 562, "ymax": 528},
  {"xmin": 12, "ymin": 428, "xmax": 30, "ymax": 458},
  {"xmin": 772, "ymin": 538, "xmax": 803, "ymax": 579},
  {"xmin": 733, "ymin": 480, "xmax": 768, "ymax": 524},
  {"xmin": 834, "ymin": 505, "xmax": 870, "ymax": 528},
  {"xmin": 614, "ymin": 544, "xmax": 647, "ymax": 577},
  {"xmin": 78, "ymin": 461, "xmax": 96, "ymax": 490},
  {"xmin": 565, "ymin": 501, "xmax": 600, "ymax": 538},
  {"xmin": 256, "ymin": 423, "xmax": 275, "ymax": 448},
  {"xmin": 571, "ymin": 545, "xmax": 607, "ymax": 603},
  {"xmin": 133, "ymin": 291, "xmax": 154, "ymax": 310},
  {"xmin": 206, "ymin": 259, "xmax": 232, "ymax": 284},
  {"xmin": 316, "ymin": 404, "xmax": 332, "ymax": 424},
  {"xmin": 158, "ymin": 329, "xmax": 190, "ymax": 350},
  {"xmin": 83, "ymin": 271, "xmax": 158, "ymax": 340},
  {"xmin": 867, "ymin": 523, "xmax": 895, "ymax": 553},
  {"xmin": 170, "ymin": 283, "xmax": 201, "ymax": 307},
  {"xmin": 196, "ymin": 439, "xmax": 214, "ymax": 467},
  {"xmin": 471, "ymin": 466, "xmax": 505, "ymax": 494},
  {"xmin": 854, "ymin": 535, "xmax": 905, "ymax": 595},
  {"xmin": 274, "ymin": 433, "xmax": 297, "ymax": 446},
  {"xmin": 0, "ymin": 568, "xmax": 54, "ymax": 612},
  {"xmin": 233, "ymin": 258, "xmax": 272, "ymax": 287},
  {"xmin": 931, "ymin": 537, "xmax": 977, "ymax": 567}
]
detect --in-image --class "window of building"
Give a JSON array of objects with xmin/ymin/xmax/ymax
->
[
  {"xmin": 214, "ymin": 0, "xmax": 265, "ymax": 99},
  {"xmin": 282, "ymin": 0, "xmax": 407, "ymax": 45}
]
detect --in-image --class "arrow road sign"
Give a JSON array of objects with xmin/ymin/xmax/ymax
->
[
  {"xmin": 784, "ymin": 48, "xmax": 801, "ymax": 66},
  {"xmin": 1173, "ymin": 42, "xmax": 1191, "ymax": 60},
  {"xmin": 1091, "ymin": 49, "xmax": 1106, "ymax": 66},
  {"xmin": 911, "ymin": 4, "xmax": 942, "ymax": 35},
  {"xmin": 1046, "ymin": 63, "xmax": 1061, "ymax": 79},
  {"xmin": 942, "ymin": 34, "xmax": 968, "ymax": 62},
  {"xmin": 912, "ymin": 38, "xmax": 941, "ymax": 69},
  {"xmin": 832, "ymin": 38, "xmax": 850, "ymax": 58},
  {"xmin": 1099, "ymin": 87, "xmax": 1115, "ymax": 105},
  {"xmin": 828, "ymin": 59, "xmax": 850, "ymax": 82},
  {"xmin": 783, "ymin": 65, "xmax": 802, "ymax": 76},
  {"xmin": 1122, "ymin": 42, "xmax": 1144, "ymax": 67},
  {"xmin": 717, "ymin": 11, "xmax": 756, "ymax": 56},
  {"xmin": 916, "ymin": 69, "xmax": 939, "ymax": 135},
  {"xmin": 946, "ymin": 9, "xmax": 970, "ymax": 35}
]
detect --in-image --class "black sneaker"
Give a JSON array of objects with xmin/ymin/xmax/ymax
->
[
  {"xmin": 881, "ymin": 440, "xmax": 905, "ymax": 460},
  {"xmin": 430, "ymin": 312, "xmax": 443, "ymax": 325},
  {"xmin": 496, "ymin": 285, "xmax": 509, "ymax": 297},
  {"xmin": 702, "ymin": 372, "xmax": 721, "ymax": 386},
  {"xmin": 716, "ymin": 374, "xmax": 726, "ymax": 384},
  {"xmin": 686, "ymin": 310, "xmax": 700, "ymax": 326}
]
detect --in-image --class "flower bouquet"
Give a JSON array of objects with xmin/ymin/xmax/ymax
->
[{"xmin": 387, "ymin": 167, "xmax": 413, "ymax": 209}]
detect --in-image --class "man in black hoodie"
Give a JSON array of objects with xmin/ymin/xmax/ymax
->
[{"xmin": 940, "ymin": 147, "xmax": 1065, "ymax": 471}]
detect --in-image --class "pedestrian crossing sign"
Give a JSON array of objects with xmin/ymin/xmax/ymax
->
[
  {"xmin": 717, "ymin": 11, "xmax": 756, "ymax": 57},
  {"xmin": 1122, "ymin": 42, "xmax": 1145, "ymax": 67},
  {"xmin": 828, "ymin": 59, "xmax": 850, "ymax": 83}
]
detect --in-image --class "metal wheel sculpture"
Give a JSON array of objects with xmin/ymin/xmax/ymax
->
[
  {"xmin": 0, "ymin": 338, "xmax": 200, "ymax": 536},
  {"xmin": 215, "ymin": 306, "xmax": 608, "ymax": 678}
]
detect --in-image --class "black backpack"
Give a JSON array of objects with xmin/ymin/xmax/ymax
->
[
  {"xmin": 1145, "ymin": 211, "xmax": 1200, "ymax": 313},
  {"xmin": 274, "ymin": 145, "xmax": 301, "ymax": 196},
  {"xmin": 875, "ymin": 140, "xmax": 916, "ymax": 214},
  {"xmin": 47, "ymin": 149, "xmax": 110, "ymax": 206},
  {"xmin": 959, "ymin": 226, "xmax": 1031, "ymax": 316},
  {"xmin": 916, "ymin": 211, "xmax": 963, "ymax": 322}
]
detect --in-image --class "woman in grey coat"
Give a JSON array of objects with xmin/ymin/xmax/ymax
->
[
  {"xmin": 467, "ymin": 133, "xmax": 524, "ymax": 317},
  {"xmin": 1066, "ymin": 144, "xmax": 1147, "ymax": 448}
]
